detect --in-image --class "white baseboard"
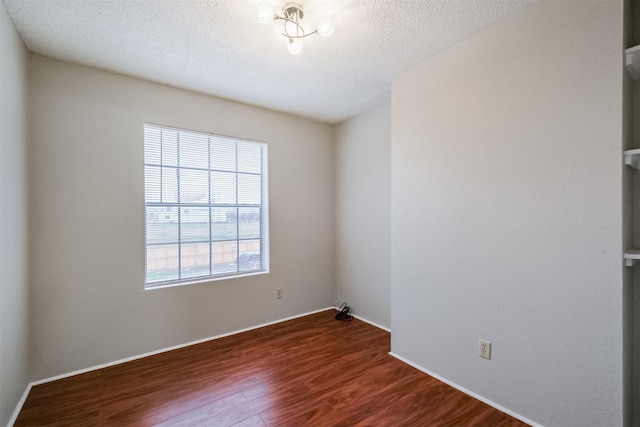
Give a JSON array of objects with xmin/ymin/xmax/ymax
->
[
  {"xmin": 30, "ymin": 307, "xmax": 334, "ymax": 387},
  {"xmin": 353, "ymin": 314, "xmax": 391, "ymax": 333},
  {"xmin": 6, "ymin": 383, "xmax": 31, "ymax": 427},
  {"xmin": 388, "ymin": 352, "xmax": 541, "ymax": 427},
  {"xmin": 332, "ymin": 306, "xmax": 391, "ymax": 333},
  {"xmin": 352, "ymin": 314, "xmax": 391, "ymax": 333}
]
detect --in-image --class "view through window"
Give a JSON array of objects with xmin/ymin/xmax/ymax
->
[{"xmin": 144, "ymin": 124, "xmax": 269, "ymax": 288}]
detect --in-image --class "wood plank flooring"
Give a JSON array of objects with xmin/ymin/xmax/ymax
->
[{"xmin": 15, "ymin": 310, "xmax": 528, "ymax": 426}]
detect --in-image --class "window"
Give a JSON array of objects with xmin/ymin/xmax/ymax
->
[{"xmin": 144, "ymin": 124, "xmax": 269, "ymax": 289}]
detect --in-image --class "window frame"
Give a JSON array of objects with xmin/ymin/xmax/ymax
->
[{"xmin": 143, "ymin": 123, "xmax": 270, "ymax": 290}]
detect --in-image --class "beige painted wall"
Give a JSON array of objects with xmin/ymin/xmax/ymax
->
[
  {"xmin": 391, "ymin": 1, "xmax": 624, "ymax": 426},
  {"xmin": 28, "ymin": 56, "xmax": 336, "ymax": 380},
  {"xmin": 335, "ymin": 104, "xmax": 391, "ymax": 329},
  {"xmin": 0, "ymin": 4, "xmax": 30, "ymax": 426}
]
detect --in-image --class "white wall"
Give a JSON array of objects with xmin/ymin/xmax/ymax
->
[
  {"xmin": 29, "ymin": 56, "xmax": 336, "ymax": 380},
  {"xmin": 0, "ymin": 4, "xmax": 30, "ymax": 426},
  {"xmin": 391, "ymin": 1, "xmax": 624, "ymax": 426},
  {"xmin": 335, "ymin": 105, "xmax": 391, "ymax": 329}
]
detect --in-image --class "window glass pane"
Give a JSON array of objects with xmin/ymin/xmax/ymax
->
[
  {"xmin": 237, "ymin": 141, "xmax": 262, "ymax": 174},
  {"xmin": 238, "ymin": 207, "xmax": 261, "ymax": 239},
  {"xmin": 212, "ymin": 241, "xmax": 239, "ymax": 274},
  {"xmin": 146, "ymin": 207, "xmax": 179, "ymax": 244},
  {"xmin": 180, "ymin": 207, "xmax": 210, "ymax": 242},
  {"xmin": 144, "ymin": 126, "xmax": 162, "ymax": 164},
  {"xmin": 238, "ymin": 240, "xmax": 262, "ymax": 272},
  {"xmin": 211, "ymin": 171, "xmax": 236, "ymax": 205},
  {"xmin": 181, "ymin": 243, "xmax": 211, "ymax": 279},
  {"xmin": 212, "ymin": 208, "xmax": 237, "ymax": 241},
  {"xmin": 161, "ymin": 129, "xmax": 178, "ymax": 167},
  {"xmin": 179, "ymin": 132, "xmax": 209, "ymax": 169},
  {"xmin": 161, "ymin": 167, "xmax": 178, "ymax": 204},
  {"xmin": 146, "ymin": 244, "xmax": 179, "ymax": 283},
  {"xmin": 211, "ymin": 137, "xmax": 236, "ymax": 171},
  {"xmin": 179, "ymin": 169, "xmax": 208, "ymax": 204},
  {"xmin": 145, "ymin": 166, "xmax": 161, "ymax": 203},
  {"xmin": 238, "ymin": 174, "xmax": 261, "ymax": 205}
]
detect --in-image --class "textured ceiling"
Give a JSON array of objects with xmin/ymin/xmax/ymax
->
[{"xmin": 3, "ymin": 0, "xmax": 535, "ymax": 123}]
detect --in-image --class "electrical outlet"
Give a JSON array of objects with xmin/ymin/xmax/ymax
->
[
  {"xmin": 276, "ymin": 287, "xmax": 283, "ymax": 299},
  {"xmin": 479, "ymin": 339, "xmax": 491, "ymax": 360}
]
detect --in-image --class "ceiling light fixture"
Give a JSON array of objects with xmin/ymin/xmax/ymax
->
[{"xmin": 256, "ymin": 2, "xmax": 335, "ymax": 55}]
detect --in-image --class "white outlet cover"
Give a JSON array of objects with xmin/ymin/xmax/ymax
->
[{"xmin": 479, "ymin": 339, "xmax": 491, "ymax": 360}]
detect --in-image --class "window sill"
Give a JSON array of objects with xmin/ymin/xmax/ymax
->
[{"xmin": 145, "ymin": 269, "xmax": 269, "ymax": 290}]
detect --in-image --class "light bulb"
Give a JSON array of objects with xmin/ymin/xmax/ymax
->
[
  {"xmin": 287, "ymin": 38, "xmax": 303, "ymax": 55},
  {"xmin": 316, "ymin": 16, "xmax": 335, "ymax": 38},
  {"xmin": 256, "ymin": 2, "xmax": 274, "ymax": 25}
]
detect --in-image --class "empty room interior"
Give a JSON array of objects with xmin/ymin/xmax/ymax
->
[{"xmin": 1, "ymin": 0, "xmax": 639, "ymax": 426}]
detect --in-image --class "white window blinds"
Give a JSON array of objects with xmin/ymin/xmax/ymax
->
[{"xmin": 144, "ymin": 124, "xmax": 269, "ymax": 288}]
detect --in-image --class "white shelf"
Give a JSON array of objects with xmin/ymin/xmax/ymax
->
[
  {"xmin": 624, "ymin": 249, "xmax": 640, "ymax": 267},
  {"xmin": 626, "ymin": 45, "xmax": 640, "ymax": 80},
  {"xmin": 625, "ymin": 148, "xmax": 640, "ymax": 169}
]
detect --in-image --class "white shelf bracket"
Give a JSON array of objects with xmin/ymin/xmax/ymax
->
[
  {"xmin": 626, "ymin": 45, "xmax": 640, "ymax": 80},
  {"xmin": 624, "ymin": 250, "xmax": 640, "ymax": 267},
  {"xmin": 624, "ymin": 150, "xmax": 640, "ymax": 169}
]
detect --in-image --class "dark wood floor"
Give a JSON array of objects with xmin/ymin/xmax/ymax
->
[{"xmin": 15, "ymin": 310, "xmax": 527, "ymax": 426}]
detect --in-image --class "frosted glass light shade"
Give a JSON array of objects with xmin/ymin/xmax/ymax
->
[
  {"xmin": 256, "ymin": 2, "xmax": 275, "ymax": 25},
  {"xmin": 287, "ymin": 39, "xmax": 303, "ymax": 55},
  {"xmin": 316, "ymin": 16, "xmax": 335, "ymax": 38}
]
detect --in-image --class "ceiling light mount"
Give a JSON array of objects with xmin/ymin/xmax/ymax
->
[
  {"xmin": 283, "ymin": 2, "xmax": 304, "ymax": 21},
  {"xmin": 256, "ymin": 2, "xmax": 335, "ymax": 55}
]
